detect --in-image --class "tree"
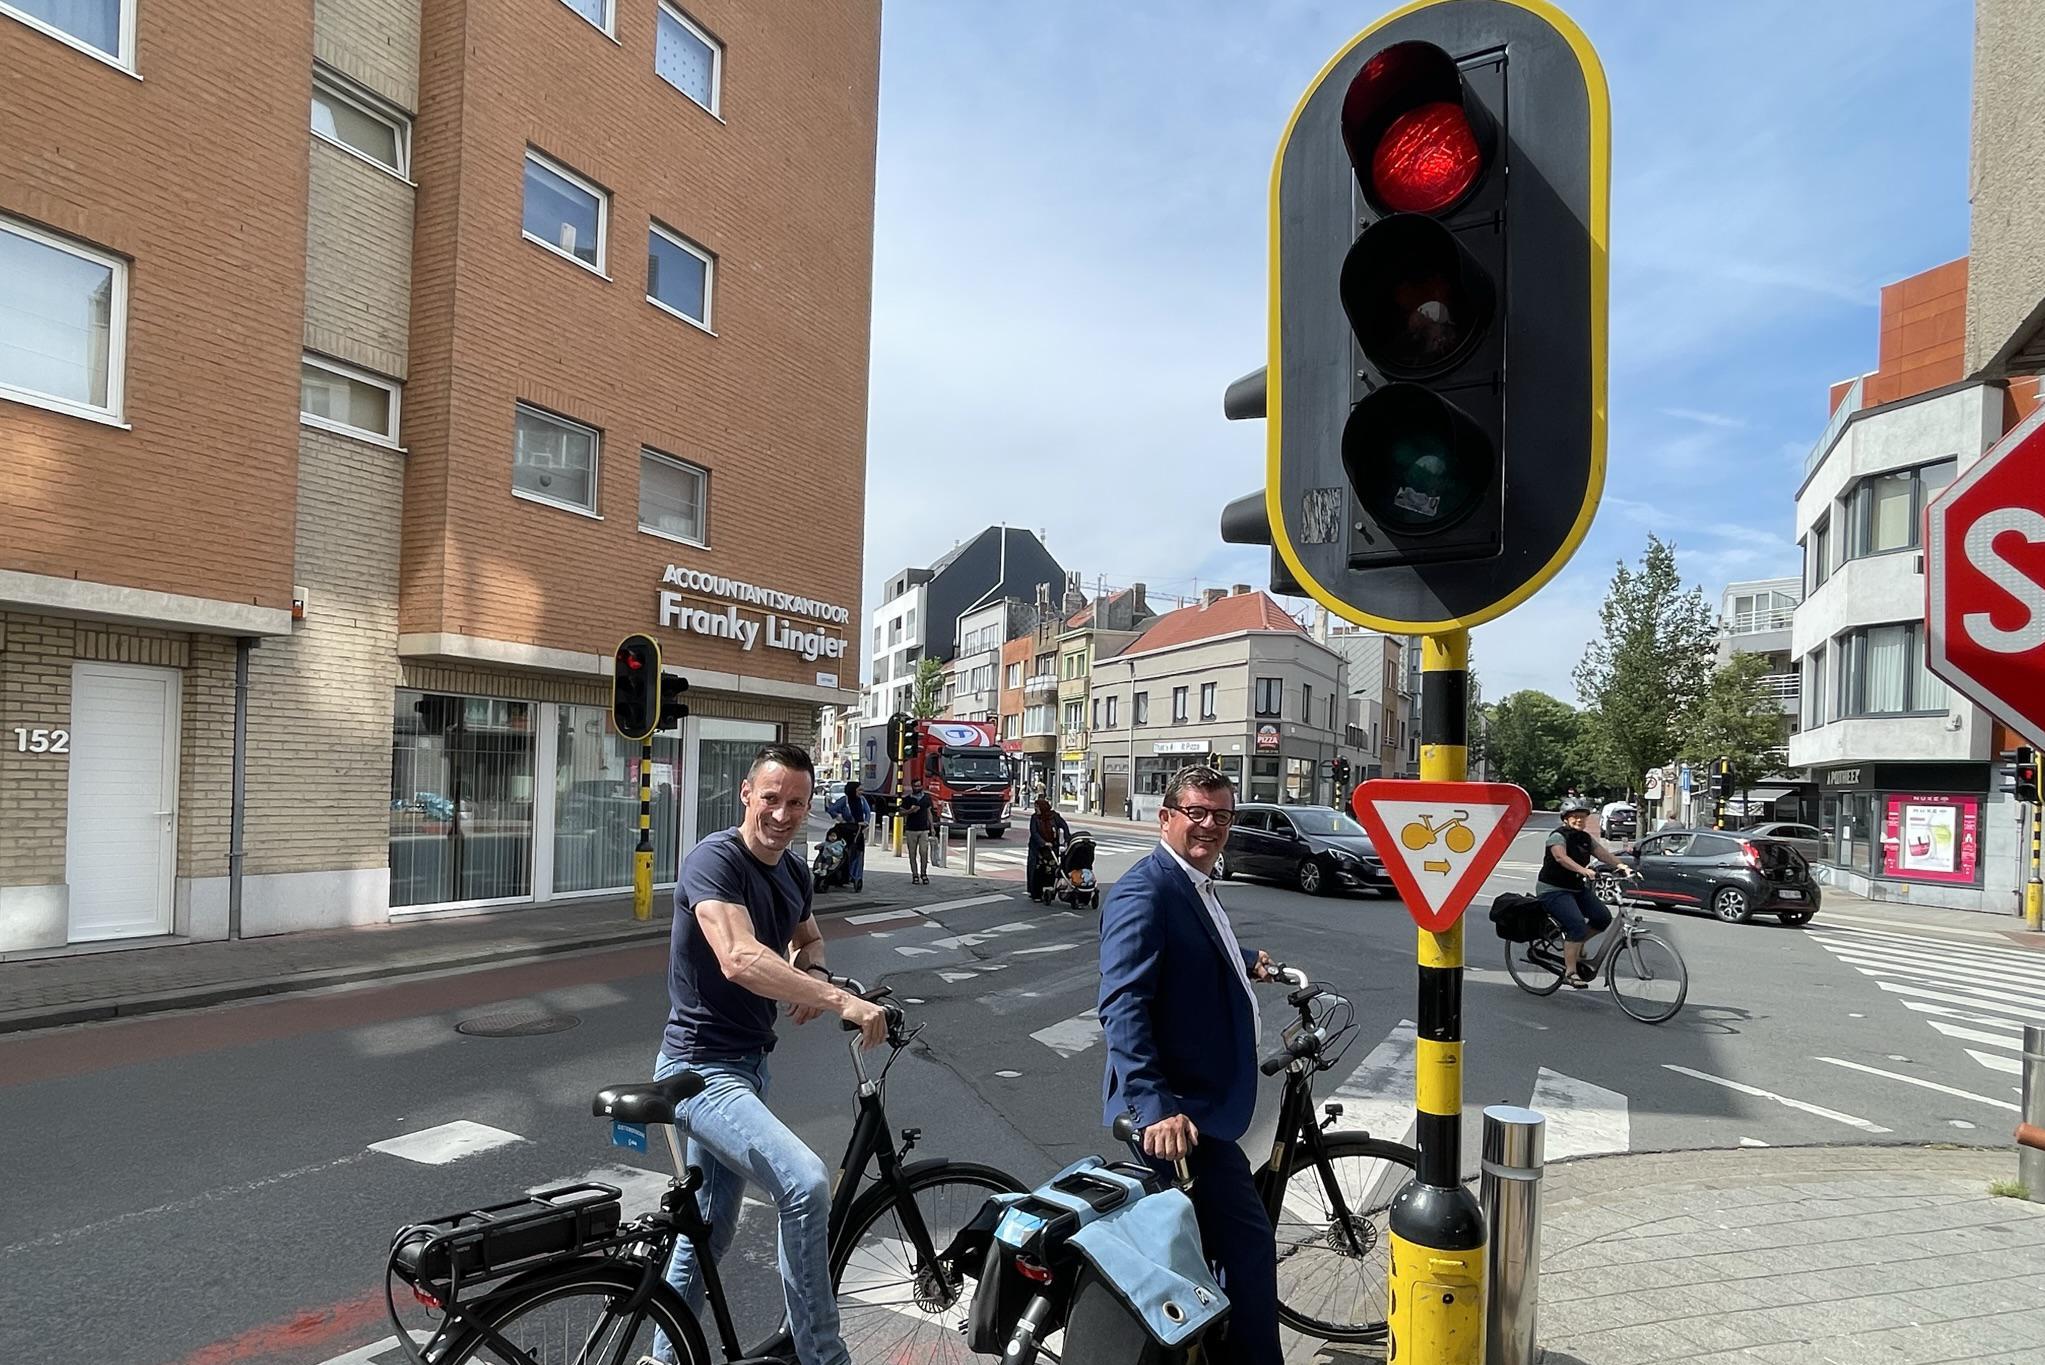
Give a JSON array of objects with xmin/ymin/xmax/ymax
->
[
  {"xmin": 1682, "ymin": 651, "xmax": 1788, "ymax": 801},
  {"xmin": 1572, "ymin": 536, "xmax": 1719, "ymax": 795},
  {"xmin": 910, "ymin": 657, "xmax": 946, "ymax": 719},
  {"xmin": 1484, "ymin": 690, "xmax": 1584, "ymax": 808}
]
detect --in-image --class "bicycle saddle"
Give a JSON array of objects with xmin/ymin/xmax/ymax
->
[{"xmin": 590, "ymin": 1071, "xmax": 707, "ymax": 1126}]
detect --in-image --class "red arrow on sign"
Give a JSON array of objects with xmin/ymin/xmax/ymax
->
[
  {"xmin": 1926, "ymin": 403, "xmax": 2045, "ymax": 748},
  {"xmin": 1350, "ymin": 779, "xmax": 1533, "ymax": 933}
]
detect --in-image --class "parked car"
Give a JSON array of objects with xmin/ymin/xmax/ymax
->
[
  {"xmin": 1599, "ymin": 801, "xmax": 1638, "ymax": 838},
  {"xmin": 1614, "ymin": 828, "xmax": 1819, "ymax": 925},
  {"xmin": 1215, "ymin": 803, "xmax": 1394, "ymax": 897},
  {"xmin": 1739, "ymin": 820, "xmax": 1829, "ymax": 864}
]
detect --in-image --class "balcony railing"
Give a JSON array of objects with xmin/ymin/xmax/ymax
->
[
  {"xmin": 1024, "ymin": 673, "xmax": 1059, "ymax": 695},
  {"xmin": 1756, "ymin": 674, "xmax": 1799, "ymax": 705},
  {"xmin": 1727, "ymin": 608, "xmax": 1797, "ymax": 634},
  {"xmin": 1803, "ymin": 374, "xmax": 1864, "ymax": 478}
]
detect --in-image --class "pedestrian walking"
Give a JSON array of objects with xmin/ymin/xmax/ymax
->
[
  {"xmin": 825, "ymin": 780, "xmax": 871, "ymax": 893},
  {"xmin": 899, "ymin": 779, "xmax": 935, "ymax": 885}
]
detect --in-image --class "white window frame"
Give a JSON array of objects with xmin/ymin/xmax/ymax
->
[
  {"xmin": 557, "ymin": 0, "xmax": 615, "ymax": 37},
  {"xmin": 1, "ymin": 0, "xmax": 137, "ymax": 74},
  {"xmin": 0, "ymin": 215, "xmax": 129, "ymax": 426},
  {"xmin": 636, "ymin": 447, "xmax": 710, "ymax": 548},
  {"xmin": 522, "ymin": 150, "xmax": 610, "ymax": 277},
  {"xmin": 512, "ymin": 402, "xmax": 603, "ymax": 518},
  {"xmin": 655, "ymin": 1, "xmax": 724, "ymax": 116},
  {"xmin": 299, "ymin": 353, "xmax": 401, "ymax": 448},
  {"xmin": 646, "ymin": 221, "xmax": 716, "ymax": 331},
  {"xmin": 311, "ymin": 68, "xmax": 411, "ymax": 180}
]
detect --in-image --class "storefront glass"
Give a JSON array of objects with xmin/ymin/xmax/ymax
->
[
  {"xmin": 1284, "ymin": 757, "xmax": 1314, "ymax": 803},
  {"xmin": 1880, "ymin": 793, "xmax": 1980, "ymax": 884},
  {"xmin": 552, "ymin": 705, "xmax": 682, "ymax": 894},
  {"xmin": 1250, "ymin": 756, "xmax": 1281, "ymax": 802},
  {"xmin": 693, "ymin": 719, "xmax": 780, "ymax": 843},
  {"xmin": 390, "ymin": 691, "xmax": 536, "ymax": 908}
]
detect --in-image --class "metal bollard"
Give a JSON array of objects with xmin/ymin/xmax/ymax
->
[
  {"xmin": 965, "ymin": 825, "xmax": 977, "ymax": 877},
  {"xmin": 932, "ymin": 821, "xmax": 947, "ymax": 869},
  {"xmin": 1482, "ymin": 1105, "xmax": 1546, "ymax": 1365},
  {"xmin": 2021, "ymin": 1026, "xmax": 2045, "ymax": 1202}
]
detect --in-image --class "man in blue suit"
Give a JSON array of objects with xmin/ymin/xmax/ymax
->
[{"xmin": 1098, "ymin": 765, "xmax": 1277, "ymax": 1365}]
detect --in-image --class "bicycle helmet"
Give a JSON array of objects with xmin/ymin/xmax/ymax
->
[{"xmin": 1559, "ymin": 797, "xmax": 1594, "ymax": 816}]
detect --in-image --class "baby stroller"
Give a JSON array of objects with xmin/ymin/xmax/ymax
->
[
  {"xmin": 812, "ymin": 819, "xmax": 858, "ymax": 891},
  {"xmin": 1054, "ymin": 831, "xmax": 1099, "ymax": 911}
]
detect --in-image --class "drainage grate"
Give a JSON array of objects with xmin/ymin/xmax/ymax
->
[{"xmin": 455, "ymin": 1008, "xmax": 581, "ymax": 1038}]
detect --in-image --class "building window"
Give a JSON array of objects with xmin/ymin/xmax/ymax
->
[
  {"xmin": 1006, "ymin": 662, "xmax": 1022, "ymax": 689},
  {"xmin": 638, "ymin": 449, "xmax": 707, "ymax": 545},
  {"xmin": 655, "ymin": 2, "xmax": 723, "ymax": 114},
  {"xmin": 1301, "ymin": 683, "xmax": 1314, "ymax": 723},
  {"xmin": 2, "ymin": 0, "xmax": 132, "ymax": 65},
  {"xmin": 1105, "ymin": 695, "xmax": 1118, "ymax": 729},
  {"xmin": 1840, "ymin": 622, "xmax": 1947, "ymax": 717},
  {"xmin": 1133, "ymin": 691, "xmax": 1149, "ymax": 725},
  {"xmin": 312, "ymin": 70, "xmax": 408, "ymax": 176},
  {"xmin": 0, "ymin": 216, "xmax": 126, "ymax": 423},
  {"xmin": 390, "ymin": 692, "xmax": 535, "ymax": 909},
  {"xmin": 1063, "ymin": 700, "xmax": 1085, "ymax": 730},
  {"xmin": 300, "ymin": 354, "xmax": 399, "ymax": 445},
  {"xmin": 647, "ymin": 223, "xmax": 715, "ymax": 328},
  {"xmin": 873, "ymin": 626, "xmax": 882, "ymax": 655},
  {"xmin": 1812, "ymin": 516, "xmax": 1831, "ymax": 588},
  {"xmin": 1250, "ymin": 756, "xmax": 1281, "ymax": 803},
  {"xmin": 889, "ymin": 619, "xmax": 902, "ymax": 645},
  {"xmin": 906, "ymin": 609, "xmax": 917, "ymax": 637},
  {"xmin": 1200, "ymin": 682, "xmax": 1218, "ymax": 720},
  {"xmin": 1805, "ymin": 647, "xmax": 1826, "ymax": 729},
  {"xmin": 1003, "ymin": 714, "xmax": 1020, "ymax": 740},
  {"xmin": 557, "ymin": 0, "xmax": 612, "ymax": 33},
  {"xmin": 1092, "ymin": 699, "xmax": 1102, "ymax": 730},
  {"xmin": 1846, "ymin": 460, "xmax": 1957, "ymax": 560},
  {"xmin": 513, "ymin": 404, "xmax": 600, "ymax": 514},
  {"xmin": 1172, "ymin": 686, "xmax": 1189, "ymax": 723},
  {"xmin": 1255, "ymin": 677, "xmax": 1282, "ymax": 716},
  {"xmin": 523, "ymin": 151, "xmax": 607, "ymax": 274}
]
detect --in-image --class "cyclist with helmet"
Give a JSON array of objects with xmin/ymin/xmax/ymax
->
[{"xmin": 1537, "ymin": 798, "xmax": 1637, "ymax": 986}]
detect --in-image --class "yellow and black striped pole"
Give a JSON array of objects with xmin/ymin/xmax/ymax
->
[
  {"xmin": 2028, "ymin": 767, "xmax": 2043, "ymax": 932},
  {"xmin": 1387, "ymin": 628, "xmax": 1485, "ymax": 1364},
  {"xmin": 632, "ymin": 735, "xmax": 655, "ymax": 921}
]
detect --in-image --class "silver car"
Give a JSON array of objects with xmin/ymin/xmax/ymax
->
[{"xmin": 1742, "ymin": 820, "xmax": 1828, "ymax": 864}]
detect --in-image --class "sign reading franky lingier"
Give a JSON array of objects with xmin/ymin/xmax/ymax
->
[{"xmin": 654, "ymin": 565, "xmax": 850, "ymax": 663}]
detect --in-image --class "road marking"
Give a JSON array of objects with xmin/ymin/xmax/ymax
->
[
  {"xmin": 538, "ymin": 1163, "xmax": 675, "ymax": 1219},
  {"xmin": 368, "ymin": 1120, "xmax": 523, "ymax": 1165},
  {"xmin": 1012, "ymin": 942, "xmax": 1080, "ymax": 956},
  {"xmin": 1030, "ymin": 1010, "xmax": 1103, "ymax": 1058},
  {"xmin": 1530, "ymin": 1068, "xmax": 1630, "ymax": 1160},
  {"xmin": 1325, "ymin": 1019, "xmax": 1418, "ymax": 1144},
  {"xmin": 893, "ymin": 945, "xmax": 941, "ymax": 957},
  {"xmin": 315, "ymin": 1333, "xmax": 432, "ymax": 1365},
  {"xmin": 938, "ymin": 970, "xmax": 978, "ymax": 983},
  {"xmin": 995, "ymin": 1069, "xmax": 1022, "ymax": 1077},
  {"xmin": 929, "ymin": 920, "xmax": 1041, "ymax": 951},
  {"xmin": 1966, "ymin": 1048, "xmax": 2022, "ymax": 1075},
  {"xmin": 1872, "ymin": 978, "xmax": 2045, "ymax": 1021},
  {"xmin": 1925, "ymin": 1020, "xmax": 2023, "ymax": 1050},
  {"xmin": 1817, "ymin": 912, "xmax": 2016, "ymax": 944},
  {"xmin": 1812, "ymin": 924, "xmax": 2045, "ymax": 976},
  {"xmin": 1903, "ymin": 999, "xmax": 2027, "ymax": 1029},
  {"xmin": 1661, "ymin": 1065, "xmax": 1891, "ymax": 1134},
  {"xmin": 1812, "ymin": 1056, "xmax": 2020, "ymax": 1112},
  {"xmin": 913, "ymin": 893, "xmax": 1017, "ymax": 915},
  {"xmin": 1821, "ymin": 943, "xmax": 2045, "ymax": 990},
  {"xmin": 847, "ymin": 908, "xmax": 924, "ymax": 925},
  {"xmin": 1740, "ymin": 1137, "xmax": 1770, "ymax": 1148}
]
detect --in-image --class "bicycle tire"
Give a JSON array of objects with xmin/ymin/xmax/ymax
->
[
  {"xmin": 1273, "ymin": 1130, "xmax": 1418, "ymax": 1343},
  {"xmin": 1607, "ymin": 932, "xmax": 1688, "ymax": 1024},
  {"xmin": 831, "ymin": 1159, "xmax": 1026, "ymax": 1365},
  {"xmin": 431, "ymin": 1261, "xmax": 710, "ymax": 1365},
  {"xmin": 1503, "ymin": 935, "xmax": 1565, "ymax": 997}
]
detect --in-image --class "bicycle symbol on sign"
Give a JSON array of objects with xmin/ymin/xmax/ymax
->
[{"xmin": 1400, "ymin": 810, "xmax": 1475, "ymax": 874}]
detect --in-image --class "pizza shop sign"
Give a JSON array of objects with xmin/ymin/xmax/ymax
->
[{"xmin": 656, "ymin": 566, "xmax": 850, "ymax": 663}]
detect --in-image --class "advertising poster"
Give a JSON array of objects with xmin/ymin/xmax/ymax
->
[{"xmin": 1881, "ymin": 794, "xmax": 1979, "ymax": 883}]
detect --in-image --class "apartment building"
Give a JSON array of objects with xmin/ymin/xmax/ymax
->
[
  {"xmin": 0, "ymin": 0, "xmax": 880, "ymax": 952},
  {"xmin": 1325, "ymin": 625, "xmax": 1409, "ymax": 781},
  {"xmin": 1713, "ymin": 577, "xmax": 1806, "ymax": 819},
  {"xmin": 866, "ymin": 527, "xmax": 1064, "ymax": 721}
]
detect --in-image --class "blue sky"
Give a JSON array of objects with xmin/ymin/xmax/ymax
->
[{"xmin": 860, "ymin": 0, "xmax": 1974, "ymax": 702}]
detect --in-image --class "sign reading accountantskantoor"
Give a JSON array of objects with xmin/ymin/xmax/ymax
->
[{"xmin": 654, "ymin": 565, "xmax": 850, "ymax": 663}]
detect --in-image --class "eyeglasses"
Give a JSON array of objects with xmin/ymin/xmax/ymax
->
[{"xmin": 1166, "ymin": 804, "xmax": 1238, "ymax": 827}]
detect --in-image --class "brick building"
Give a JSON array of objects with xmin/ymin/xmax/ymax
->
[{"xmin": 0, "ymin": 0, "xmax": 879, "ymax": 952}]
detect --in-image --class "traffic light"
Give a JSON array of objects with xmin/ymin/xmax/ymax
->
[
  {"xmin": 899, "ymin": 716, "xmax": 920, "ymax": 761},
  {"xmin": 612, "ymin": 635, "xmax": 661, "ymax": 741},
  {"xmin": 1336, "ymin": 756, "xmax": 1352, "ymax": 787},
  {"xmin": 1713, "ymin": 759, "xmax": 1734, "ymax": 800},
  {"xmin": 886, "ymin": 713, "xmax": 919, "ymax": 763},
  {"xmin": 2010, "ymin": 746, "xmax": 2040, "ymax": 802},
  {"xmin": 1222, "ymin": 0, "xmax": 1609, "ymax": 631},
  {"xmin": 658, "ymin": 673, "xmax": 690, "ymax": 732}
]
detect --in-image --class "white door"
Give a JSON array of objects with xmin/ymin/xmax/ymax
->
[{"xmin": 66, "ymin": 662, "xmax": 180, "ymax": 942}]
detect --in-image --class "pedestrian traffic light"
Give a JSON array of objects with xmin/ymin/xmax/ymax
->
[
  {"xmin": 1222, "ymin": 0, "xmax": 1609, "ymax": 632},
  {"xmin": 612, "ymin": 634, "xmax": 661, "ymax": 741},
  {"xmin": 2011, "ymin": 746, "xmax": 2040, "ymax": 803}
]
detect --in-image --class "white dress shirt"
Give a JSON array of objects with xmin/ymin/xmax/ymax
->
[{"xmin": 1158, "ymin": 841, "xmax": 1261, "ymax": 1041}]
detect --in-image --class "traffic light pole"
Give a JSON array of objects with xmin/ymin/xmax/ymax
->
[
  {"xmin": 2029, "ymin": 770, "xmax": 2043, "ymax": 932},
  {"xmin": 633, "ymin": 735, "xmax": 654, "ymax": 922},
  {"xmin": 1388, "ymin": 627, "xmax": 1486, "ymax": 1365}
]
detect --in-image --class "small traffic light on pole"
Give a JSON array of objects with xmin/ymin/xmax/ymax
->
[
  {"xmin": 614, "ymin": 636, "xmax": 662, "ymax": 921},
  {"xmin": 2013, "ymin": 746, "xmax": 2040, "ymax": 803}
]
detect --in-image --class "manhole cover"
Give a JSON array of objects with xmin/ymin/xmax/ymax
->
[{"xmin": 456, "ymin": 1008, "xmax": 581, "ymax": 1037}]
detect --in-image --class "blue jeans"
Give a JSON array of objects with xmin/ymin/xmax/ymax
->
[
  {"xmin": 651, "ymin": 1051, "xmax": 849, "ymax": 1365},
  {"xmin": 1538, "ymin": 884, "xmax": 1612, "ymax": 943}
]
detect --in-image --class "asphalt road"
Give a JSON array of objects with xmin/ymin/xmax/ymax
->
[{"xmin": 0, "ymin": 821, "xmax": 2033, "ymax": 1365}]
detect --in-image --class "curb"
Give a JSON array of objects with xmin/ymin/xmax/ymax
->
[{"xmin": 0, "ymin": 894, "xmax": 917, "ymax": 1039}]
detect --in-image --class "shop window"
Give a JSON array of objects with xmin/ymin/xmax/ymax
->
[
  {"xmin": 390, "ymin": 692, "xmax": 535, "ymax": 909},
  {"xmin": 0, "ymin": 215, "xmax": 125, "ymax": 422},
  {"xmin": 552, "ymin": 704, "xmax": 682, "ymax": 894},
  {"xmin": 1250, "ymin": 756, "xmax": 1281, "ymax": 803}
]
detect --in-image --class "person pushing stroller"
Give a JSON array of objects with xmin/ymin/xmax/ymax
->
[
  {"xmin": 1026, "ymin": 798, "xmax": 1069, "ymax": 902},
  {"xmin": 823, "ymin": 780, "xmax": 872, "ymax": 892}
]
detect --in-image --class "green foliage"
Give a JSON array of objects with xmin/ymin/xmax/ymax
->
[
  {"xmin": 1573, "ymin": 537, "xmax": 1719, "ymax": 793},
  {"xmin": 1989, "ymin": 1179, "xmax": 2031, "ymax": 1200},
  {"xmin": 1485, "ymin": 690, "xmax": 1590, "ymax": 808},
  {"xmin": 1682, "ymin": 650, "xmax": 1788, "ymax": 793},
  {"xmin": 910, "ymin": 658, "xmax": 946, "ymax": 720}
]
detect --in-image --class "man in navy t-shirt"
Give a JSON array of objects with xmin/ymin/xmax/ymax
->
[{"xmin": 650, "ymin": 743, "xmax": 886, "ymax": 1365}]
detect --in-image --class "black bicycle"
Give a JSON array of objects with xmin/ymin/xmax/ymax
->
[
  {"xmin": 384, "ymin": 977, "xmax": 1025, "ymax": 1364},
  {"xmin": 1253, "ymin": 965, "xmax": 1419, "ymax": 1345}
]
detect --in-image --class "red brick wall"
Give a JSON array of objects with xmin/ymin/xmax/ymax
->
[
  {"xmin": 0, "ymin": 1, "xmax": 311, "ymax": 609},
  {"xmin": 401, "ymin": 0, "xmax": 881, "ymax": 688}
]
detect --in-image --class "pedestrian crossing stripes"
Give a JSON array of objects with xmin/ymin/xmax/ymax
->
[
  {"xmin": 972, "ymin": 835, "xmax": 1155, "ymax": 867},
  {"xmin": 1807, "ymin": 920, "xmax": 2044, "ymax": 1093}
]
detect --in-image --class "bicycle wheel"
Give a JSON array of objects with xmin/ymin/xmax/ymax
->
[
  {"xmin": 1503, "ymin": 934, "xmax": 1565, "ymax": 997},
  {"xmin": 832, "ymin": 1160, "xmax": 1025, "ymax": 1365},
  {"xmin": 435, "ymin": 1262, "xmax": 709, "ymax": 1365},
  {"xmin": 1274, "ymin": 1131, "xmax": 1418, "ymax": 1343},
  {"xmin": 1607, "ymin": 931, "xmax": 1688, "ymax": 1024}
]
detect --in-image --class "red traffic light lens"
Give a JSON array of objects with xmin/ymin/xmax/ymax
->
[
  {"xmin": 623, "ymin": 653, "xmax": 643, "ymax": 670},
  {"xmin": 1371, "ymin": 102, "xmax": 1480, "ymax": 214}
]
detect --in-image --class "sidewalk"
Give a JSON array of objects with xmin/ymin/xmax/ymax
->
[
  {"xmin": 0, "ymin": 867, "xmax": 1009, "ymax": 1036},
  {"xmin": 1814, "ymin": 886, "xmax": 2045, "ymax": 947}
]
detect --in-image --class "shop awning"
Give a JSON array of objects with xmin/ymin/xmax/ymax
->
[{"xmin": 1738, "ymin": 786, "xmax": 1793, "ymax": 803}]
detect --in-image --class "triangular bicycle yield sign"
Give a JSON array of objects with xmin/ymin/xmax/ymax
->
[{"xmin": 1350, "ymin": 780, "xmax": 1533, "ymax": 933}]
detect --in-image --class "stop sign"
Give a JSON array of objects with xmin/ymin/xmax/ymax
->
[{"xmin": 1926, "ymin": 404, "xmax": 2045, "ymax": 746}]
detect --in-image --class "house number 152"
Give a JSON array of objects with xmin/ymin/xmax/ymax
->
[{"xmin": 12, "ymin": 728, "xmax": 70, "ymax": 754}]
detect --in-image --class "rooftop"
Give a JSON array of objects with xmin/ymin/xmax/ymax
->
[{"xmin": 1123, "ymin": 590, "xmax": 1302, "ymax": 654}]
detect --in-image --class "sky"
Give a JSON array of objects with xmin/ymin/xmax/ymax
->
[{"xmin": 859, "ymin": 0, "xmax": 1975, "ymax": 703}]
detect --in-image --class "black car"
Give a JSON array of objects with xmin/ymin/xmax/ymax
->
[
  {"xmin": 1615, "ymin": 828, "xmax": 1819, "ymax": 926},
  {"xmin": 1216, "ymin": 803, "xmax": 1394, "ymax": 897}
]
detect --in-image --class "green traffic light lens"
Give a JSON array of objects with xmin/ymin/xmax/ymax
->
[{"xmin": 1342, "ymin": 385, "xmax": 1492, "ymax": 535}]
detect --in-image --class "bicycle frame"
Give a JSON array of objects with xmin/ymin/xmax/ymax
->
[{"xmin": 1255, "ymin": 1066, "xmax": 1372, "ymax": 1258}]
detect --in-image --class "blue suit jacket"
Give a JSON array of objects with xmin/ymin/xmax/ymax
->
[{"xmin": 1098, "ymin": 845, "xmax": 1260, "ymax": 1143}]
